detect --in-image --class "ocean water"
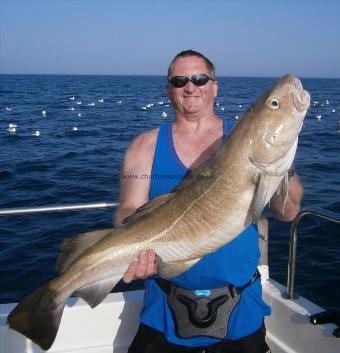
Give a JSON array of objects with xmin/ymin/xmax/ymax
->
[{"xmin": 0, "ymin": 75, "xmax": 339, "ymax": 311}]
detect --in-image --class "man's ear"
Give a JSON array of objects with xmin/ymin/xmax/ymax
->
[
  {"xmin": 167, "ymin": 84, "xmax": 172, "ymax": 100},
  {"xmin": 213, "ymin": 80, "xmax": 218, "ymax": 98}
]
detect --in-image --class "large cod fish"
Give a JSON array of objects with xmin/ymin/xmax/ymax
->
[{"xmin": 7, "ymin": 74, "xmax": 310, "ymax": 350}]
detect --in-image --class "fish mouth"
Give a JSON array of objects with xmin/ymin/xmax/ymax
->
[{"xmin": 293, "ymin": 78, "xmax": 310, "ymax": 112}]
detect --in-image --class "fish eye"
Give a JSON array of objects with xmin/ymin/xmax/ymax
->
[{"xmin": 266, "ymin": 98, "xmax": 280, "ymax": 110}]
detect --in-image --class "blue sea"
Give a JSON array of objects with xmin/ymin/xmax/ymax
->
[{"xmin": 0, "ymin": 75, "xmax": 339, "ymax": 311}]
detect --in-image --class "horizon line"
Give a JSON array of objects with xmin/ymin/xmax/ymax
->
[{"xmin": 1, "ymin": 73, "xmax": 339, "ymax": 80}]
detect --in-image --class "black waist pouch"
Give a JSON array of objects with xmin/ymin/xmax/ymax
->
[{"xmin": 156, "ymin": 270, "xmax": 260, "ymax": 339}]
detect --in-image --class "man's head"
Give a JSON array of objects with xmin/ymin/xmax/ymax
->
[
  {"xmin": 167, "ymin": 50, "xmax": 218, "ymax": 118},
  {"xmin": 167, "ymin": 50, "xmax": 216, "ymax": 81}
]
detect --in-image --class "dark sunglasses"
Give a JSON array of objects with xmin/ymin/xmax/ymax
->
[{"xmin": 168, "ymin": 74, "xmax": 215, "ymax": 88}]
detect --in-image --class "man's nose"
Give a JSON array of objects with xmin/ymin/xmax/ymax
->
[{"xmin": 183, "ymin": 80, "xmax": 197, "ymax": 92}]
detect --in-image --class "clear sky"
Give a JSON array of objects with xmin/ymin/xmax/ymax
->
[{"xmin": 1, "ymin": 0, "xmax": 339, "ymax": 78}]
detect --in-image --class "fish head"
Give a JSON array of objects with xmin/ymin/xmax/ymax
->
[{"xmin": 248, "ymin": 74, "xmax": 310, "ymax": 176}]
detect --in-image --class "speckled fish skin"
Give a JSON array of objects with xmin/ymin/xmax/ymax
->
[{"xmin": 7, "ymin": 74, "xmax": 310, "ymax": 350}]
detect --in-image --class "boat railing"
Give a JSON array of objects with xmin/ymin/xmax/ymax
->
[
  {"xmin": 287, "ymin": 207, "xmax": 340, "ymax": 300},
  {"xmin": 0, "ymin": 202, "xmax": 119, "ymax": 216}
]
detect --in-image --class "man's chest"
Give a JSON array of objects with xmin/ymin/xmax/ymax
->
[{"xmin": 173, "ymin": 135, "xmax": 223, "ymax": 169}]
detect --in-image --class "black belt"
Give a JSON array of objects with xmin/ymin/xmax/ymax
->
[{"xmin": 156, "ymin": 270, "xmax": 261, "ymax": 339}]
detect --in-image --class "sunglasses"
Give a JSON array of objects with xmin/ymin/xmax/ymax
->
[{"xmin": 168, "ymin": 74, "xmax": 215, "ymax": 88}]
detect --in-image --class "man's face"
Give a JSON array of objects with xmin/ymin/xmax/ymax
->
[{"xmin": 167, "ymin": 56, "xmax": 218, "ymax": 117}]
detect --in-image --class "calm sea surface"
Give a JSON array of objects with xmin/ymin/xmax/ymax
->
[{"xmin": 0, "ymin": 75, "xmax": 339, "ymax": 310}]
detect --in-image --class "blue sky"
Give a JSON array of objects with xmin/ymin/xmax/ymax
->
[{"xmin": 1, "ymin": 0, "xmax": 339, "ymax": 78}]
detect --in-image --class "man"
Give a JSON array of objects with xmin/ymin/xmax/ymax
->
[{"xmin": 115, "ymin": 50, "xmax": 303, "ymax": 353}]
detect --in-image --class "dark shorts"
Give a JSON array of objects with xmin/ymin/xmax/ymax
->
[{"xmin": 128, "ymin": 323, "xmax": 271, "ymax": 353}]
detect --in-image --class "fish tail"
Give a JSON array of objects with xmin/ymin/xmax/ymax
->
[{"xmin": 7, "ymin": 284, "xmax": 66, "ymax": 351}]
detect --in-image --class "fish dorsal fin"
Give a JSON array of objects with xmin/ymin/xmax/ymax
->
[
  {"xmin": 74, "ymin": 276, "xmax": 121, "ymax": 308},
  {"xmin": 157, "ymin": 257, "xmax": 200, "ymax": 278},
  {"xmin": 122, "ymin": 193, "xmax": 176, "ymax": 225},
  {"xmin": 56, "ymin": 229, "xmax": 113, "ymax": 273}
]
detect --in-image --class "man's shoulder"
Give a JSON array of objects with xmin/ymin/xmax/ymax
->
[
  {"xmin": 125, "ymin": 127, "xmax": 159, "ymax": 161},
  {"xmin": 131, "ymin": 127, "xmax": 159, "ymax": 150}
]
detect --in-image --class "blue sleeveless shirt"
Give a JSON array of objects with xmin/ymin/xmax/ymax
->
[{"xmin": 140, "ymin": 121, "xmax": 271, "ymax": 346}]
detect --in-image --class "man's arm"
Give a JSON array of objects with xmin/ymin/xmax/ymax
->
[
  {"xmin": 114, "ymin": 130, "xmax": 156, "ymax": 226},
  {"xmin": 115, "ymin": 129, "xmax": 158, "ymax": 282},
  {"xmin": 269, "ymin": 173, "xmax": 304, "ymax": 222}
]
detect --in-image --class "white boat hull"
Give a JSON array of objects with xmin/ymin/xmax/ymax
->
[
  {"xmin": 263, "ymin": 277, "xmax": 339, "ymax": 353},
  {"xmin": 0, "ymin": 290, "xmax": 142, "ymax": 353},
  {"xmin": 1, "ymin": 266, "xmax": 339, "ymax": 353}
]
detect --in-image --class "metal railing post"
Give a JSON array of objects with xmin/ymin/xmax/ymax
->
[{"xmin": 287, "ymin": 208, "xmax": 340, "ymax": 299}]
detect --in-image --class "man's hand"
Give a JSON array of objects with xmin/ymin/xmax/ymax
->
[{"xmin": 123, "ymin": 249, "xmax": 158, "ymax": 283}]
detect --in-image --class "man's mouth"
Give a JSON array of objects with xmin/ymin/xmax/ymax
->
[{"xmin": 184, "ymin": 96, "xmax": 200, "ymax": 100}]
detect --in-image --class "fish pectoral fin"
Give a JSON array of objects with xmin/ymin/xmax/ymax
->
[
  {"xmin": 123, "ymin": 193, "xmax": 176, "ymax": 225},
  {"xmin": 250, "ymin": 173, "xmax": 268, "ymax": 224},
  {"xmin": 275, "ymin": 172, "xmax": 289, "ymax": 211},
  {"xmin": 56, "ymin": 229, "xmax": 113, "ymax": 273},
  {"xmin": 157, "ymin": 257, "xmax": 200, "ymax": 279},
  {"xmin": 74, "ymin": 277, "xmax": 120, "ymax": 308}
]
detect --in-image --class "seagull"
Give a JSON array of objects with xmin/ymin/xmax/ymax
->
[
  {"xmin": 316, "ymin": 115, "xmax": 322, "ymax": 120},
  {"xmin": 69, "ymin": 97, "xmax": 75, "ymax": 101},
  {"xmin": 32, "ymin": 130, "xmax": 40, "ymax": 136},
  {"xmin": 98, "ymin": 99, "xmax": 104, "ymax": 103},
  {"xmin": 72, "ymin": 127, "xmax": 78, "ymax": 131},
  {"xmin": 5, "ymin": 107, "xmax": 12, "ymax": 111},
  {"xmin": 76, "ymin": 101, "xmax": 82, "ymax": 105},
  {"xmin": 117, "ymin": 100, "xmax": 122, "ymax": 104},
  {"xmin": 68, "ymin": 107, "xmax": 75, "ymax": 111},
  {"xmin": 161, "ymin": 112, "xmax": 167, "ymax": 118},
  {"xmin": 78, "ymin": 113, "xmax": 82, "ymax": 117},
  {"xmin": 7, "ymin": 127, "xmax": 16, "ymax": 133},
  {"xmin": 41, "ymin": 110, "xmax": 47, "ymax": 116},
  {"xmin": 87, "ymin": 103, "xmax": 95, "ymax": 106},
  {"xmin": 9, "ymin": 123, "xmax": 18, "ymax": 128}
]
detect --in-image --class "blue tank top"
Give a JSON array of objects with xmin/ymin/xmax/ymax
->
[{"xmin": 140, "ymin": 121, "xmax": 271, "ymax": 346}]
